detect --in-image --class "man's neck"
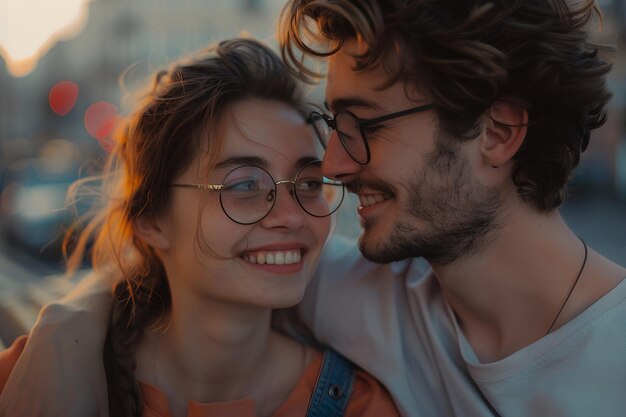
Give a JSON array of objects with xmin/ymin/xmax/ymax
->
[{"xmin": 432, "ymin": 206, "xmax": 626, "ymax": 362}]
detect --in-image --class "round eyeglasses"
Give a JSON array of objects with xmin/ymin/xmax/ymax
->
[
  {"xmin": 172, "ymin": 160, "xmax": 345, "ymax": 225},
  {"xmin": 309, "ymin": 104, "xmax": 435, "ymax": 165}
]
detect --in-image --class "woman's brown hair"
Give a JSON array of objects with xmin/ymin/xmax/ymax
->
[{"xmin": 63, "ymin": 38, "xmax": 302, "ymax": 417}]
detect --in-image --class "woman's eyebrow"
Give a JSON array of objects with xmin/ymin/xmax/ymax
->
[
  {"xmin": 215, "ymin": 156, "xmax": 267, "ymax": 169},
  {"xmin": 215, "ymin": 155, "xmax": 320, "ymax": 173},
  {"xmin": 295, "ymin": 156, "xmax": 320, "ymax": 169}
]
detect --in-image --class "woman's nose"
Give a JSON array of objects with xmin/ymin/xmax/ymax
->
[{"xmin": 259, "ymin": 184, "xmax": 306, "ymax": 230}]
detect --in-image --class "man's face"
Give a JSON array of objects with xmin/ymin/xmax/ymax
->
[{"xmin": 323, "ymin": 40, "xmax": 503, "ymax": 265}]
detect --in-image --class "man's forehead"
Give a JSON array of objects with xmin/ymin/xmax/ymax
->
[
  {"xmin": 326, "ymin": 46, "xmax": 425, "ymax": 111},
  {"xmin": 326, "ymin": 39, "xmax": 428, "ymax": 110},
  {"xmin": 326, "ymin": 44, "xmax": 392, "ymax": 109},
  {"xmin": 326, "ymin": 39, "xmax": 380, "ymax": 83}
]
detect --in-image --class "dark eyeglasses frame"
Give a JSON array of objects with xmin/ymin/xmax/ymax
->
[
  {"xmin": 309, "ymin": 103, "xmax": 435, "ymax": 165},
  {"xmin": 171, "ymin": 159, "xmax": 344, "ymax": 225}
]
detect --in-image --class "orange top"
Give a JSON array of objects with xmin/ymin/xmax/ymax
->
[{"xmin": 1, "ymin": 336, "xmax": 399, "ymax": 417}]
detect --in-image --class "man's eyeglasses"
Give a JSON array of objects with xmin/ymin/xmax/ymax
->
[
  {"xmin": 172, "ymin": 160, "xmax": 345, "ymax": 225},
  {"xmin": 308, "ymin": 104, "xmax": 435, "ymax": 165}
]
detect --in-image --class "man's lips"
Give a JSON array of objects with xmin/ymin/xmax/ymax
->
[
  {"xmin": 347, "ymin": 181, "xmax": 395, "ymax": 209},
  {"xmin": 357, "ymin": 193, "xmax": 391, "ymax": 208}
]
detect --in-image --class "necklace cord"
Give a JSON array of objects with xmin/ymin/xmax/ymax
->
[{"xmin": 545, "ymin": 238, "xmax": 588, "ymax": 335}]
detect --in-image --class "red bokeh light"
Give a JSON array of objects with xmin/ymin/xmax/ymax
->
[
  {"xmin": 49, "ymin": 81, "xmax": 79, "ymax": 116},
  {"xmin": 84, "ymin": 101, "xmax": 118, "ymax": 151}
]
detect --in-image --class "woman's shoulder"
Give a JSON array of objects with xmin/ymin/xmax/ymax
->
[
  {"xmin": 347, "ymin": 365, "xmax": 400, "ymax": 417},
  {"xmin": 0, "ymin": 335, "xmax": 28, "ymax": 393},
  {"xmin": 272, "ymin": 346, "xmax": 399, "ymax": 416},
  {"xmin": 295, "ymin": 347, "xmax": 400, "ymax": 417}
]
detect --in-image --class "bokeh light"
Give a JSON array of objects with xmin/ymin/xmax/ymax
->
[
  {"xmin": 84, "ymin": 101, "xmax": 118, "ymax": 151},
  {"xmin": 48, "ymin": 81, "xmax": 79, "ymax": 116}
]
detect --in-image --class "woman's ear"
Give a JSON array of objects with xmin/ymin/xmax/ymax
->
[
  {"xmin": 134, "ymin": 216, "xmax": 171, "ymax": 250},
  {"xmin": 482, "ymin": 101, "xmax": 528, "ymax": 167}
]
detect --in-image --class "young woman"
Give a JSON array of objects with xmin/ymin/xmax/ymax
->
[{"xmin": 0, "ymin": 39, "xmax": 399, "ymax": 417}]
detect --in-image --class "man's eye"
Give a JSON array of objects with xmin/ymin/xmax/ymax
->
[
  {"xmin": 363, "ymin": 125, "xmax": 382, "ymax": 136},
  {"xmin": 338, "ymin": 131, "xmax": 357, "ymax": 141}
]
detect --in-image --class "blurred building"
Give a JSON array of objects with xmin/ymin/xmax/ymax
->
[
  {"xmin": 581, "ymin": 0, "xmax": 626, "ymax": 196},
  {"xmin": 0, "ymin": 0, "xmax": 288, "ymax": 159}
]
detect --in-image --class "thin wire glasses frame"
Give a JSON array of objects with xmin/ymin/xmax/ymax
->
[
  {"xmin": 171, "ymin": 159, "xmax": 345, "ymax": 225},
  {"xmin": 309, "ymin": 103, "xmax": 435, "ymax": 165}
]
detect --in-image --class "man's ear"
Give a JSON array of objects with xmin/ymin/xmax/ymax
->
[
  {"xmin": 482, "ymin": 101, "xmax": 528, "ymax": 167},
  {"xmin": 134, "ymin": 216, "xmax": 171, "ymax": 250}
]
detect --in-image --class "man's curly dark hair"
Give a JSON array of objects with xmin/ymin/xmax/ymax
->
[{"xmin": 278, "ymin": 0, "xmax": 615, "ymax": 211}]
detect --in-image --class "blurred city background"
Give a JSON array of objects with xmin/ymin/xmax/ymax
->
[{"xmin": 0, "ymin": 0, "xmax": 625, "ymax": 347}]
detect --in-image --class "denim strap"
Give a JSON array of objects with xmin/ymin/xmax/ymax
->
[{"xmin": 305, "ymin": 348, "xmax": 355, "ymax": 417}]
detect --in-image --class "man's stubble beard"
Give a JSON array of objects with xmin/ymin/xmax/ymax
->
[{"xmin": 358, "ymin": 134, "xmax": 504, "ymax": 266}]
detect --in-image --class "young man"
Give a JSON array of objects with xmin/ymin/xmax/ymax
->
[
  {"xmin": 279, "ymin": 0, "xmax": 626, "ymax": 416},
  {"xmin": 1, "ymin": 1, "xmax": 625, "ymax": 416}
]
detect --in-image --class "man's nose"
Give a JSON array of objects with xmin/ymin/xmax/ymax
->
[{"xmin": 321, "ymin": 131, "xmax": 363, "ymax": 182}]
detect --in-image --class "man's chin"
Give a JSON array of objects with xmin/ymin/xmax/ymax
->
[{"xmin": 357, "ymin": 232, "xmax": 404, "ymax": 265}]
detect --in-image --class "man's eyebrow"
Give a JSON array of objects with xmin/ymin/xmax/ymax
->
[{"xmin": 327, "ymin": 97, "xmax": 383, "ymax": 112}]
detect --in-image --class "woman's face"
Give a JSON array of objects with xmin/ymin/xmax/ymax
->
[{"xmin": 157, "ymin": 98, "xmax": 332, "ymax": 310}]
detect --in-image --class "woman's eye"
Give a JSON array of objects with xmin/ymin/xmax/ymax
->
[
  {"xmin": 225, "ymin": 179, "xmax": 259, "ymax": 192},
  {"xmin": 296, "ymin": 178, "xmax": 323, "ymax": 195}
]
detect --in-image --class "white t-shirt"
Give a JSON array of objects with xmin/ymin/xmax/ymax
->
[{"xmin": 299, "ymin": 235, "xmax": 626, "ymax": 417}]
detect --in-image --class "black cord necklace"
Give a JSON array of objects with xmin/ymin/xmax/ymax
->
[{"xmin": 545, "ymin": 238, "xmax": 588, "ymax": 336}]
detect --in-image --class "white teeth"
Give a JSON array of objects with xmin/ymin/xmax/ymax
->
[
  {"xmin": 243, "ymin": 250, "xmax": 302, "ymax": 265},
  {"xmin": 358, "ymin": 193, "xmax": 388, "ymax": 208},
  {"xmin": 275, "ymin": 252, "xmax": 285, "ymax": 265}
]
